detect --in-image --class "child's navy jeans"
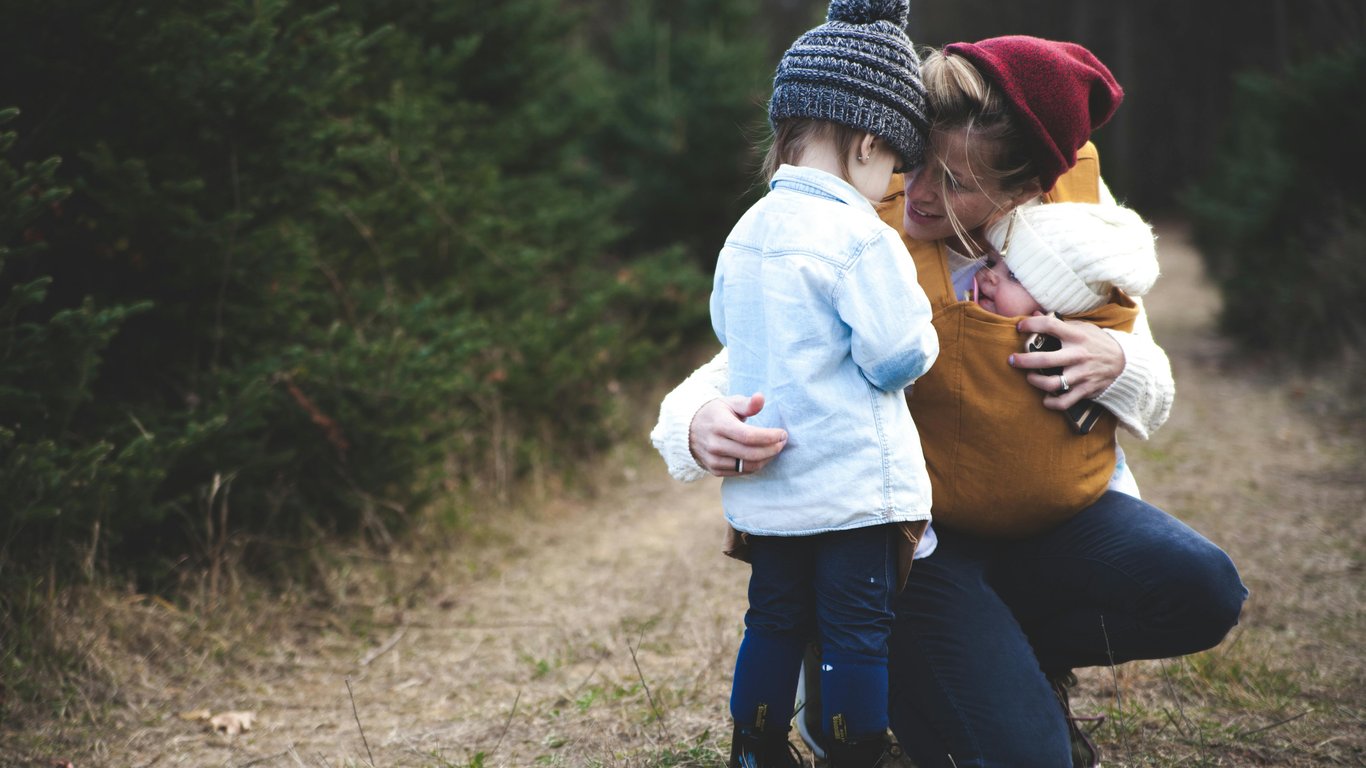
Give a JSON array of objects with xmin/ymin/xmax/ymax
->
[{"xmin": 730, "ymin": 524, "xmax": 896, "ymax": 742}]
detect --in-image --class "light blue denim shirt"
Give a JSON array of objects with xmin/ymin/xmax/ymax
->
[{"xmin": 711, "ymin": 164, "xmax": 939, "ymax": 536}]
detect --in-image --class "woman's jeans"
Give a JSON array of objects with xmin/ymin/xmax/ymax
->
[
  {"xmin": 733, "ymin": 525, "xmax": 896, "ymax": 741},
  {"xmin": 887, "ymin": 491, "xmax": 1247, "ymax": 767}
]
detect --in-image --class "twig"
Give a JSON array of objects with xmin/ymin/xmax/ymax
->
[
  {"xmin": 568, "ymin": 656, "xmax": 604, "ymax": 698},
  {"xmin": 1161, "ymin": 706, "xmax": 1187, "ymax": 738},
  {"xmin": 1100, "ymin": 616, "xmax": 1130, "ymax": 758},
  {"xmin": 359, "ymin": 623, "xmax": 409, "ymax": 666},
  {"xmin": 398, "ymin": 739, "xmax": 461, "ymax": 768},
  {"xmin": 452, "ymin": 621, "xmax": 559, "ymax": 630},
  {"xmin": 279, "ymin": 374, "xmax": 350, "ymax": 459},
  {"xmin": 310, "ymin": 236, "xmax": 363, "ymax": 340},
  {"xmin": 238, "ymin": 751, "xmax": 291, "ymax": 767},
  {"xmin": 1236, "ymin": 708, "xmax": 1314, "ymax": 738},
  {"xmin": 489, "ymin": 689, "xmax": 522, "ymax": 758},
  {"xmin": 629, "ymin": 627, "xmax": 672, "ymax": 743},
  {"xmin": 1163, "ymin": 656, "xmax": 1211, "ymax": 754},
  {"xmin": 345, "ymin": 676, "xmax": 377, "ymax": 768},
  {"xmin": 1157, "ymin": 658, "xmax": 1191, "ymax": 738}
]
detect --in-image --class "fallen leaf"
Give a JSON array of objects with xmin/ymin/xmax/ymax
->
[{"xmin": 209, "ymin": 710, "xmax": 257, "ymax": 735}]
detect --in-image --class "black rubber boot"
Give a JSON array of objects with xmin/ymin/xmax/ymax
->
[
  {"xmin": 728, "ymin": 722, "xmax": 808, "ymax": 768},
  {"xmin": 826, "ymin": 731, "xmax": 903, "ymax": 768},
  {"xmin": 1049, "ymin": 672, "xmax": 1104, "ymax": 768}
]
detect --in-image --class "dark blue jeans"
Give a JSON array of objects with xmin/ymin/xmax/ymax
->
[
  {"xmin": 733, "ymin": 525, "xmax": 896, "ymax": 740},
  {"xmin": 887, "ymin": 491, "xmax": 1247, "ymax": 767}
]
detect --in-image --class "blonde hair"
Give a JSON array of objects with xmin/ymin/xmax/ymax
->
[
  {"xmin": 921, "ymin": 48, "xmax": 1042, "ymax": 254},
  {"xmin": 761, "ymin": 119, "xmax": 866, "ymax": 184}
]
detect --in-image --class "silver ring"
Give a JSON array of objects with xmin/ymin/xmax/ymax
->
[
  {"xmin": 735, "ymin": 458, "xmax": 744, "ymax": 474},
  {"xmin": 1057, "ymin": 372, "xmax": 1071, "ymax": 394}
]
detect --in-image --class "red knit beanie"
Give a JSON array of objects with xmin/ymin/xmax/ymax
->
[{"xmin": 943, "ymin": 36, "xmax": 1123, "ymax": 192}]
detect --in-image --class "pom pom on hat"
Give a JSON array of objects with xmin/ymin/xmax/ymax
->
[
  {"xmin": 770, "ymin": 0, "xmax": 928, "ymax": 168},
  {"xmin": 943, "ymin": 36, "xmax": 1123, "ymax": 192},
  {"xmin": 987, "ymin": 202, "xmax": 1159, "ymax": 317},
  {"xmin": 827, "ymin": 0, "xmax": 909, "ymax": 26}
]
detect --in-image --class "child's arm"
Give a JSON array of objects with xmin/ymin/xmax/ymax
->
[{"xmin": 839, "ymin": 229, "xmax": 940, "ymax": 392}]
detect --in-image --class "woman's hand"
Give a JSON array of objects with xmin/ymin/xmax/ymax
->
[
  {"xmin": 689, "ymin": 393, "xmax": 788, "ymax": 477},
  {"xmin": 1011, "ymin": 314, "xmax": 1125, "ymax": 411}
]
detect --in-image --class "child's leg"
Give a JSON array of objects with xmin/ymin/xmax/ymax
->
[
  {"xmin": 813, "ymin": 525, "xmax": 896, "ymax": 744},
  {"xmin": 731, "ymin": 535, "xmax": 814, "ymax": 731}
]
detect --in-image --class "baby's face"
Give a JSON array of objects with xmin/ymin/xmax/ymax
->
[{"xmin": 974, "ymin": 255, "xmax": 1044, "ymax": 317}]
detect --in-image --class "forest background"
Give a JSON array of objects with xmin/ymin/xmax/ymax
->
[{"xmin": 2, "ymin": 0, "xmax": 1364, "ymax": 758}]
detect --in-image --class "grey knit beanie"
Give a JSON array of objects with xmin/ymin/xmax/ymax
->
[
  {"xmin": 987, "ymin": 202, "xmax": 1160, "ymax": 316},
  {"xmin": 769, "ymin": 0, "xmax": 928, "ymax": 167}
]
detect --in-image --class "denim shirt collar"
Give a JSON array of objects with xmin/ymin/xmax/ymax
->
[{"xmin": 770, "ymin": 164, "xmax": 878, "ymax": 218}]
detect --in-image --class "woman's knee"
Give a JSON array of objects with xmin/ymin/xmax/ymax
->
[
  {"xmin": 1167, "ymin": 538, "xmax": 1248, "ymax": 650},
  {"xmin": 1198, "ymin": 552, "xmax": 1248, "ymax": 647}
]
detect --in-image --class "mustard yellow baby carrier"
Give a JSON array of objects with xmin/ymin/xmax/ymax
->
[{"xmin": 875, "ymin": 144, "xmax": 1136, "ymax": 537}]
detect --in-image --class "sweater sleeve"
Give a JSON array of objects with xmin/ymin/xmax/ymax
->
[
  {"xmin": 1095, "ymin": 296, "xmax": 1175, "ymax": 440},
  {"xmin": 649, "ymin": 348, "xmax": 730, "ymax": 482}
]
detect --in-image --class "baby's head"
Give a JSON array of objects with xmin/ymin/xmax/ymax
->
[
  {"xmin": 975, "ymin": 202, "xmax": 1159, "ymax": 317},
  {"xmin": 763, "ymin": 0, "xmax": 928, "ymax": 182}
]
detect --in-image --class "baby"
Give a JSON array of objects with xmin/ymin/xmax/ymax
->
[{"xmin": 907, "ymin": 201, "xmax": 1160, "ymax": 537}]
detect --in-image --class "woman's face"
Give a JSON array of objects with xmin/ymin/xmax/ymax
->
[{"xmin": 901, "ymin": 128, "xmax": 1016, "ymax": 245}]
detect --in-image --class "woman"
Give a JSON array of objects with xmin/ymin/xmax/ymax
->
[{"xmin": 652, "ymin": 36, "xmax": 1247, "ymax": 767}]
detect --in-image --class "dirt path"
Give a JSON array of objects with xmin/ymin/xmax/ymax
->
[{"xmin": 10, "ymin": 224, "xmax": 1363, "ymax": 767}]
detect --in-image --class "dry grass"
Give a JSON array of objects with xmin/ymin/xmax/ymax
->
[
  {"xmin": 2, "ymin": 222, "xmax": 1363, "ymax": 767},
  {"xmin": 1058, "ymin": 219, "xmax": 1366, "ymax": 767},
  {"xmin": 2, "ymin": 435, "xmax": 747, "ymax": 767}
]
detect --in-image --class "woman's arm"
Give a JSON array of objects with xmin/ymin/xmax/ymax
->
[
  {"xmin": 1093, "ymin": 298, "xmax": 1174, "ymax": 439},
  {"xmin": 648, "ymin": 348, "xmax": 789, "ymax": 481},
  {"xmin": 1012, "ymin": 296, "xmax": 1174, "ymax": 439}
]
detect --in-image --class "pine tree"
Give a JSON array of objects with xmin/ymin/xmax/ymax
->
[{"xmin": 0, "ymin": 0, "xmax": 754, "ymax": 583}]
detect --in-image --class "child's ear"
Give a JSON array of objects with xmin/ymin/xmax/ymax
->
[{"xmin": 857, "ymin": 133, "xmax": 878, "ymax": 162}]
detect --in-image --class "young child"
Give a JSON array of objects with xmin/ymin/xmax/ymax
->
[
  {"xmin": 909, "ymin": 201, "xmax": 1160, "ymax": 537},
  {"xmin": 708, "ymin": 1, "xmax": 937, "ymax": 765}
]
